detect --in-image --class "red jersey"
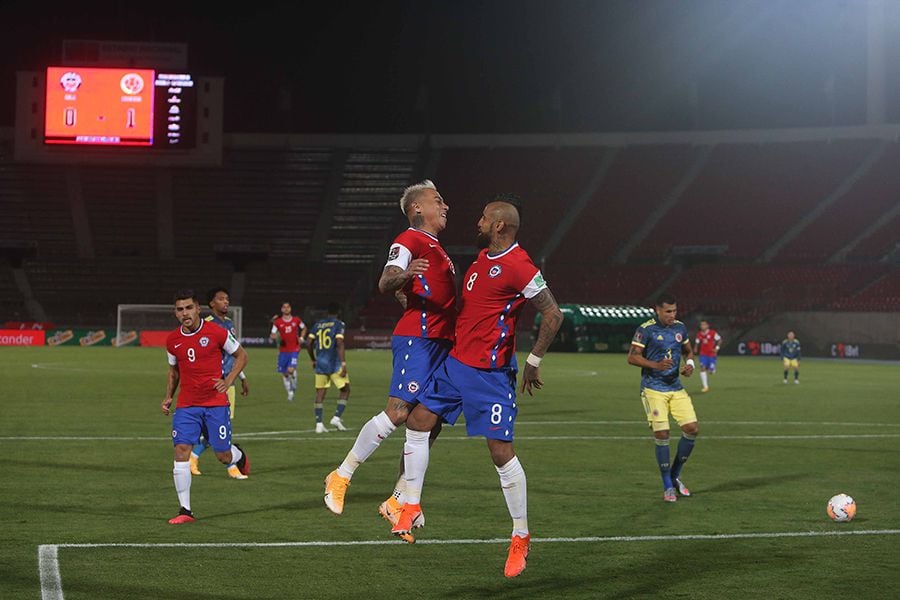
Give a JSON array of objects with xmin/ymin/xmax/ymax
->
[
  {"xmin": 695, "ymin": 329, "xmax": 721, "ymax": 357},
  {"xmin": 166, "ymin": 320, "xmax": 240, "ymax": 408},
  {"xmin": 272, "ymin": 316, "xmax": 305, "ymax": 353},
  {"xmin": 451, "ymin": 243, "xmax": 546, "ymax": 369},
  {"xmin": 384, "ymin": 228, "xmax": 457, "ymax": 340}
]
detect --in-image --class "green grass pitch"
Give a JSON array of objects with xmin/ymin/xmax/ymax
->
[{"xmin": 3, "ymin": 346, "xmax": 899, "ymax": 599}]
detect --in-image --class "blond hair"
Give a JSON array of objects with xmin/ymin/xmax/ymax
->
[{"xmin": 399, "ymin": 179, "xmax": 437, "ymax": 215}]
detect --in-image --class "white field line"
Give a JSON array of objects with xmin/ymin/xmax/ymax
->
[
  {"xmin": 5, "ymin": 433, "xmax": 900, "ymax": 442},
  {"xmin": 38, "ymin": 529, "xmax": 900, "ymax": 599}
]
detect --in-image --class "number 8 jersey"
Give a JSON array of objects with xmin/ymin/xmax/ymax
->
[
  {"xmin": 166, "ymin": 321, "xmax": 239, "ymax": 408},
  {"xmin": 451, "ymin": 242, "xmax": 546, "ymax": 370}
]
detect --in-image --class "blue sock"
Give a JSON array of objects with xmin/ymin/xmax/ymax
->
[
  {"xmin": 655, "ymin": 438, "xmax": 673, "ymax": 490},
  {"xmin": 670, "ymin": 433, "xmax": 696, "ymax": 481},
  {"xmin": 192, "ymin": 439, "xmax": 209, "ymax": 457},
  {"xmin": 335, "ymin": 400, "xmax": 347, "ymax": 418},
  {"xmin": 315, "ymin": 407, "xmax": 324, "ymax": 423}
]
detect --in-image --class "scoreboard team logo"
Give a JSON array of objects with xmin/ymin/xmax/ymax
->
[
  {"xmin": 59, "ymin": 72, "xmax": 82, "ymax": 93},
  {"xmin": 120, "ymin": 73, "xmax": 145, "ymax": 95}
]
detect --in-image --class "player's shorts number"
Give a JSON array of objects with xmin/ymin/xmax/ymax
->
[
  {"xmin": 187, "ymin": 348, "xmax": 196, "ymax": 362},
  {"xmin": 466, "ymin": 273, "xmax": 478, "ymax": 291},
  {"xmin": 218, "ymin": 425, "xmax": 228, "ymax": 440},
  {"xmin": 490, "ymin": 403, "xmax": 503, "ymax": 424}
]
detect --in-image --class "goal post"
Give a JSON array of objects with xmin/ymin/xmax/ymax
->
[{"xmin": 114, "ymin": 304, "xmax": 242, "ymax": 347}]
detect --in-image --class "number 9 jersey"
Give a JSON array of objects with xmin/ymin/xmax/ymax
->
[{"xmin": 166, "ymin": 321, "xmax": 239, "ymax": 408}]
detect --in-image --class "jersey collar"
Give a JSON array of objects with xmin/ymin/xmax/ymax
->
[
  {"xmin": 408, "ymin": 227, "xmax": 440, "ymax": 242},
  {"xmin": 487, "ymin": 242, "xmax": 519, "ymax": 260},
  {"xmin": 180, "ymin": 320, "xmax": 205, "ymax": 336}
]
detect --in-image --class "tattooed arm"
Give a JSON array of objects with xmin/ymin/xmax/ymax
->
[
  {"xmin": 520, "ymin": 287, "xmax": 563, "ymax": 395},
  {"xmin": 378, "ymin": 262, "xmax": 429, "ymax": 295}
]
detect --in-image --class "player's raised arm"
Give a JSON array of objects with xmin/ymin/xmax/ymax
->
[{"xmin": 521, "ymin": 287, "xmax": 563, "ymax": 395}]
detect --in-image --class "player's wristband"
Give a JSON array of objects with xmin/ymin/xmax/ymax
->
[
  {"xmin": 238, "ymin": 371, "xmax": 246, "ymax": 380},
  {"xmin": 686, "ymin": 359, "xmax": 695, "ymax": 368},
  {"xmin": 526, "ymin": 353, "xmax": 542, "ymax": 368}
]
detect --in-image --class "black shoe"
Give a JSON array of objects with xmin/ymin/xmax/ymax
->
[{"xmin": 234, "ymin": 443, "xmax": 250, "ymax": 476}]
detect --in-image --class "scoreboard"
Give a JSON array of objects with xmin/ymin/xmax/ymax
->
[{"xmin": 43, "ymin": 66, "xmax": 196, "ymax": 148}]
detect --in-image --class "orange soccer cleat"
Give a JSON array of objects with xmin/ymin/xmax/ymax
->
[{"xmin": 504, "ymin": 534, "xmax": 530, "ymax": 578}]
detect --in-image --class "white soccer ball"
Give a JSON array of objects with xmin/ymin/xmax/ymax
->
[{"xmin": 826, "ymin": 493, "xmax": 857, "ymax": 522}]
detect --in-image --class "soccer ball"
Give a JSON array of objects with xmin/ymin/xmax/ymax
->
[{"xmin": 826, "ymin": 493, "xmax": 857, "ymax": 522}]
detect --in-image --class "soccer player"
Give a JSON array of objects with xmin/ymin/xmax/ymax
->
[
  {"xmin": 189, "ymin": 287, "xmax": 250, "ymax": 479},
  {"xmin": 628, "ymin": 293, "xmax": 698, "ymax": 503},
  {"xmin": 693, "ymin": 319, "xmax": 722, "ymax": 393},
  {"xmin": 323, "ymin": 180, "xmax": 456, "ymax": 536},
  {"xmin": 162, "ymin": 290, "xmax": 250, "ymax": 524},
  {"xmin": 781, "ymin": 330, "xmax": 801, "ymax": 384},
  {"xmin": 392, "ymin": 197, "xmax": 563, "ymax": 578},
  {"xmin": 307, "ymin": 302, "xmax": 350, "ymax": 434},
  {"xmin": 271, "ymin": 301, "xmax": 307, "ymax": 401}
]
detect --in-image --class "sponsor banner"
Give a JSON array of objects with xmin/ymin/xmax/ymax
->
[
  {"xmin": 112, "ymin": 330, "xmax": 139, "ymax": 347},
  {"xmin": 140, "ymin": 330, "xmax": 170, "ymax": 347},
  {"xmin": 46, "ymin": 329, "xmax": 112, "ymax": 346},
  {"xmin": 4, "ymin": 321, "xmax": 55, "ymax": 330},
  {"xmin": 736, "ymin": 341, "xmax": 781, "ymax": 356},
  {"xmin": 0, "ymin": 329, "xmax": 46, "ymax": 346},
  {"xmin": 344, "ymin": 332, "xmax": 392, "ymax": 349},
  {"xmin": 830, "ymin": 343, "xmax": 860, "ymax": 358},
  {"xmin": 240, "ymin": 336, "xmax": 273, "ymax": 347}
]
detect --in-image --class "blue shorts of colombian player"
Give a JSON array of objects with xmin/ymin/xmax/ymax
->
[
  {"xmin": 277, "ymin": 351, "xmax": 299, "ymax": 374},
  {"xmin": 420, "ymin": 355, "xmax": 519, "ymax": 442},
  {"xmin": 172, "ymin": 406, "xmax": 233, "ymax": 452},
  {"xmin": 699, "ymin": 355, "xmax": 717, "ymax": 372},
  {"xmin": 389, "ymin": 336, "xmax": 452, "ymax": 404}
]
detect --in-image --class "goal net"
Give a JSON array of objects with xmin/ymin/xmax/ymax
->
[{"xmin": 115, "ymin": 304, "xmax": 242, "ymax": 347}]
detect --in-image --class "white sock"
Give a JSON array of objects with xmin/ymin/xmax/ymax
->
[
  {"xmin": 402, "ymin": 429, "xmax": 431, "ymax": 505},
  {"xmin": 282, "ymin": 377, "xmax": 292, "ymax": 393},
  {"xmin": 496, "ymin": 456, "xmax": 528, "ymax": 537},
  {"xmin": 290, "ymin": 372, "xmax": 298, "ymax": 391},
  {"xmin": 337, "ymin": 411, "xmax": 396, "ymax": 478},
  {"xmin": 700, "ymin": 371, "xmax": 709, "ymax": 388},
  {"xmin": 173, "ymin": 461, "xmax": 192, "ymax": 511},
  {"xmin": 392, "ymin": 477, "xmax": 407, "ymax": 503},
  {"xmin": 229, "ymin": 445, "xmax": 243, "ymax": 467}
]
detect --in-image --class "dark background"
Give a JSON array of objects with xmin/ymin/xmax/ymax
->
[{"xmin": 2, "ymin": 0, "xmax": 899, "ymax": 134}]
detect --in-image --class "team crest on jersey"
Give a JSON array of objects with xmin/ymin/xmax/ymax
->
[
  {"xmin": 388, "ymin": 245, "xmax": 400, "ymax": 261},
  {"xmin": 675, "ymin": 333, "xmax": 683, "ymax": 343},
  {"xmin": 657, "ymin": 335, "xmax": 664, "ymax": 341},
  {"xmin": 407, "ymin": 381, "xmax": 420, "ymax": 393},
  {"xmin": 633, "ymin": 331, "xmax": 643, "ymax": 342},
  {"xmin": 199, "ymin": 336, "xmax": 210, "ymax": 347},
  {"xmin": 489, "ymin": 265, "xmax": 502, "ymax": 278}
]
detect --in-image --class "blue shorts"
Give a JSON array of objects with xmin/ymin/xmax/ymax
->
[
  {"xmin": 699, "ymin": 355, "xmax": 717, "ymax": 372},
  {"xmin": 421, "ymin": 355, "xmax": 519, "ymax": 441},
  {"xmin": 388, "ymin": 336, "xmax": 451, "ymax": 404},
  {"xmin": 277, "ymin": 351, "xmax": 299, "ymax": 374},
  {"xmin": 172, "ymin": 406, "xmax": 232, "ymax": 452}
]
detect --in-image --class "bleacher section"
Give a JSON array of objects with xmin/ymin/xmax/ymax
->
[
  {"xmin": 0, "ymin": 163, "xmax": 75, "ymax": 257},
  {"xmin": 4, "ymin": 134, "xmax": 898, "ymax": 331},
  {"xmin": 171, "ymin": 147, "xmax": 334, "ymax": 258},
  {"xmin": 80, "ymin": 166, "xmax": 159, "ymax": 257},
  {"xmin": 629, "ymin": 140, "xmax": 876, "ymax": 261}
]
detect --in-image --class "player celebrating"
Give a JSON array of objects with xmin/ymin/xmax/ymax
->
[
  {"xmin": 392, "ymin": 197, "xmax": 563, "ymax": 578},
  {"xmin": 162, "ymin": 290, "xmax": 250, "ymax": 524},
  {"xmin": 323, "ymin": 180, "xmax": 456, "ymax": 536},
  {"xmin": 628, "ymin": 294, "xmax": 698, "ymax": 503},
  {"xmin": 271, "ymin": 301, "xmax": 307, "ymax": 401},
  {"xmin": 189, "ymin": 287, "xmax": 250, "ymax": 479},
  {"xmin": 307, "ymin": 302, "xmax": 350, "ymax": 434},
  {"xmin": 781, "ymin": 330, "xmax": 801, "ymax": 384},
  {"xmin": 693, "ymin": 319, "xmax": 721, "ymax": 393}
]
